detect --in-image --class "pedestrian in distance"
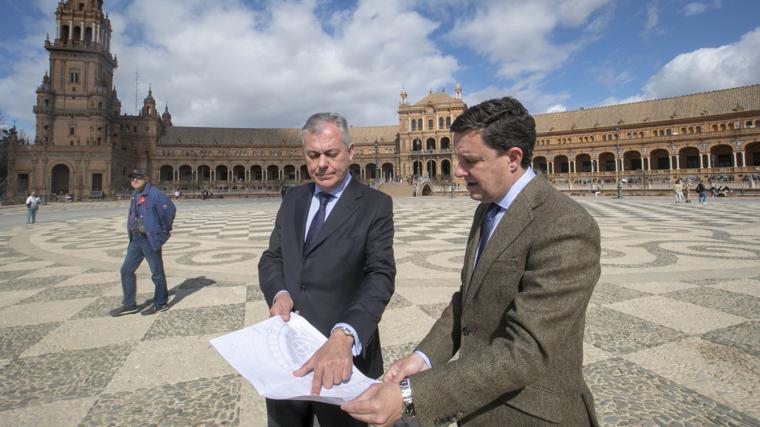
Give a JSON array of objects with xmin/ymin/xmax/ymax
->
[
  {"xmin": 25, "ymin": 191, "xmax": 42, "ymax": 224},
  {"xmin": 110, "ymin": 169, "xmax": 177, "ymax": 317},
  {"xmin": 696, "ymin": 180, "xmax": 707, "ymax": 205}
]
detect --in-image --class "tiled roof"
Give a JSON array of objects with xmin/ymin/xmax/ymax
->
[
  {"xmin": 413, "ymin": 91, "xmax": 460, "ymax": 106},
  {"xmin": 534, "ymin": 84, "xmax": 760, "ymax": 133},
  {"xmin": 158, "ymin": 126, "xmax": 398, "ymax": 146}
]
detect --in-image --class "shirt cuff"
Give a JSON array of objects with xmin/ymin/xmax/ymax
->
[
  {"xmin": 273, "ymin": 290, "xmax": 290, "ymax": 305},
  {"xmin": 414, "ymin": 350, "xmax": 432, "ymax": 369},
  {"xmin": 333, "ymin": 323, "xmax": 362, "ymax": 356}
]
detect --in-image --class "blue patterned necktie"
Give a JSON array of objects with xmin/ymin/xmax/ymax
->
[
  {"xmin": 304, "ymin": 192, "xmax": 333, "ymax": 252},
  {"xmin": 475, "ymin": 203, "xmax": 501, "ymax": 266}
]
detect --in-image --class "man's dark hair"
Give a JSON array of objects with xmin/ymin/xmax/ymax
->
[{"xmin": 450, "ymin": 97, "xmax": 536, "ymax": 167}]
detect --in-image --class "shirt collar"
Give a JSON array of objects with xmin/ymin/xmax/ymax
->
[
  {"xmin": 493, "ymin": 167, "xmax": 536, "ymax": 211},
  {"xmin": 315, "ymin": 172, "xmax": 352, "ymax": 199}
]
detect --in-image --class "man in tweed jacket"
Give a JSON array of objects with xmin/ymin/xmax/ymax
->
[{"xmin": 343, "ymin": 97, "xmax": 601, "ymax": 426}]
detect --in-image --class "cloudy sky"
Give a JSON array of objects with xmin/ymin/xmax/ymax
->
[{"xmin": 1, "ymin": 0, "xmax": 759, "ymax": 137}]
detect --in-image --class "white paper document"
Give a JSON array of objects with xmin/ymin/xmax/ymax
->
[{"xmin": 210, "ymin": 313, "xmax": 378, "ymax": 405}]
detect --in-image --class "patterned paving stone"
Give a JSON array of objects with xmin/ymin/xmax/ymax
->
[
  {"xmin": 382, "ymin": 341, "xmax": 417, "ymax": 372},
  {"xmin": 418, "ymin": 302, "xmax": 449, "ymax": 319},
  {"xmin": 590, "ymin": 282, "xmax": 651, "ymax": 305},
  {"xmin": 387, "ymin": 292, "xmax": 414, "ymax": 310},
  {"xmin": 584, "ymin": 357, "xmax": 760, "ymax": 426},
  {"xmin": 585, "ymin": 305, "xmax": 686, "ymax": 354},
  {"xmin": 80, "ymin": 374, "xmax": 241, "ymax": 426},
  {"xmin": 0, "ymin": 344, "xmax": 134, "ymax": 411},
  {"xmin": 0, "ymin": 323, "xmax": 61, "ymax": 359},
  {"xmin": 702, "ymin": 321, "xmax": 760, "ymax": 357},
  {"xmin": 18, "ymin": 282, "xmax": 113, "ymax": 304},
  {"xmin": 143, "ymin": 303, "xmax": 245, "ymax": 340},
  {"xmin": 246, "ymin": 284, "xmax": 265, "ymax": 302},
  {"xmin": 665, "ymin": 286, "xmax": 760, "ymax": 319}
]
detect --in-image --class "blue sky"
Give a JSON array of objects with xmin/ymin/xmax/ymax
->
[{"xmin": 1, "ymin": 0, "xmax": 759, "ymax": 138}]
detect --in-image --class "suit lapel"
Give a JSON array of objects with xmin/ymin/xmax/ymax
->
[
  {"xmin": 295, "ymin": 183, "xmax": 315, "ymax": 258},
  {"xmin": 303, "ymin": 178, "xmax": 362, "ymax": 256},
  {"xmin": 463, "ymin": 176, "xmax": 548, "ymax": 303}
]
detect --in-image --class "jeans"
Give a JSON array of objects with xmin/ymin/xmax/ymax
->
[
  {"xmin": 26, "ymin": 207, "xmax": 38, "ymax": 223},
  {"xmin": 699, "ymin": 191, "xmax": 707, "ymax": 204},
  {"xmin": 120, "ymin": 234, "xmax": 168, "ymax": 306}
]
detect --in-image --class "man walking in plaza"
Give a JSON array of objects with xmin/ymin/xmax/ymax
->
[
  {"xmin": 110, "ymin": 169, "xmax": 176, "ymax": 317},
  {"xmin": 343, "ymin": 97, "xmax": 601, "ymax": 426},
  {"xmin": 258, "ymin": 112, "xmax": 396, "ymax": 427},
  {"xmin": 25, "ymin": 191, "xmax": 41, "ymax": 224}
]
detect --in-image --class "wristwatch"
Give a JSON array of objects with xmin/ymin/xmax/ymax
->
[
  {"xmin": 399, "ymin": 377, "xmax": 416, "ymax": 417},
  {"xmin": 332, "ymin": 326, "xmax": 354, "ymax": 342}
]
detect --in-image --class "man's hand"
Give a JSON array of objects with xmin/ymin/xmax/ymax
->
[
  {"xmin": 341, "ymin": 382, "xmax": 403, "ymax": 426},
  {"xmin": 269, "ymin": 292, "xmax": 294, "ymax": 321},
  {"xmin": 293, "ymin": 331, "xmax": 354, "ymax": 395},
  {"xmin": 384, "ymin": 353, "xmax": 429, "ymax": 383}
]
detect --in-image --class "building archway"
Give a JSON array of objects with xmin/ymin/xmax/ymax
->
[
  {"xmin": 441, "ymin": 159, "xmax": 451, "ymax": 178},
  {"xmin": 366, "ymin": 163, "xmax": 377, "ymax": 180},
  {"xmin": 623, "ymin": 151, "xmax": 642, "ymax": 171},
  {"xmin": 179, "ymin": 165, "xmax": 192, "ymax": 181},
  {"xmin": 251, "ymin": 165, "xmax": 263, "ymax": 181},
  {"xmin": 382, "ymin": 163, "xmax": 394, "ymax": 181},
  {"xmin": 300, "ymin": 165, "xmax": 310, "ymax": 180},
  {"xmin": 440, "ymin": 137, "xmax": 451, "ymax": 151},
  {"xmin": 412, "ymin": 138, "xmax": 422, "ymax": 152},
  {"xmin": 426, "ymin": 160, "xmax": 437, "ymax": 178},
  {"xmin": 678, "ymin": 147, "xmax": 700, "ymax": 169},
  {"xmin": 283, "ymin": 165, "xmax": 296, "ymax": 181},
  {"xmin": 266, "ymin": 165, "xmax": 279, "ymax": 181},
  {"xmin": 426, "ymin": 138, "xmax": 436, "ymax": 151},
  {"xmin": 216, "ymin": 165, "xmax": 228, "ymax": 181},
  {"xmin": 51, "ymin": 164, "xmax": 70, "ymax": 194},
  {"xmin": 233, "ymin": 165, "xmax": 246, "ymax": 181},
  {"xmin": 413, "ymin": 160, "xmax": 422, "ymax": 177},
  {"xmin": 159, "ymin": 165, "xmax": 174, "ymax": 182},
  {"xmin": 650, "ymin": 149, "xmax": 670, "ymax": 170},
  {"xmin": 198, "ymin": 165, "xmax": 211, "ymax": 181},
  {"xmin": 575, "ymin": 154, "xmax": 592, "ymax": 172},
  {"xmin": 746, "ymin": 141, "xmax": 760, "ymax": 166},
  {"xmin": 553, "ymin": 155, "xmax": 569, "ymax": 173},
  {"xmin": 599, "ymin": 152, "xmax": 616, "ymax": 171},
  {"xmin": 533, "ymin": 156, "xmax": 548, "ymax": 173},
  {"xmin": 711, "ymin": 144, "xmax": 734, "ymax": 167},
  {"xmin": 349, "ymin": 163, "xmax": 361, "ymax": 178}
]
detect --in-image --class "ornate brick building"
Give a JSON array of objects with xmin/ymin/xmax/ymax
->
[{"xmin": 6, "ymin": 0, "xmax": 760, "ymax": 199}]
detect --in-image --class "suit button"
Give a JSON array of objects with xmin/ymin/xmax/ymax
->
[{"xmin": 462, "ymin": 326, "xmax": 470, "ymax": 336}]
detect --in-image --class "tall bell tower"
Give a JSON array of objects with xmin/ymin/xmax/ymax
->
[{"xmin": 34, "ymin": 0, "xmax": 119, "ymax": 147}]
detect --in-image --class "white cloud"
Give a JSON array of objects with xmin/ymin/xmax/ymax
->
[
  {"xmin": 546, "ymin": 104, "xmax": 568, "ymax": 113},
  {"xmin": 599, "ymin": 94, "xmax": 646, "ymax": 106},
  {"xmin": 642, "ymin": 1, "xmax": 660, "ymax": 39},
  {"xmin": 643, "ymin": 26, "xmax": 760, "ymax": 98},
  {"xmin": 683, "ymin": 1, "xmax": 723, "ymax": 16},
  {"xmin": 0, "ymin": 0, "xmax": 459, "ymax": 135},
  {"xmin": 446, "ymin": 0, "xmax": 611, "ymax": 79},
  {"xmin": 465, "ymin": 77, "xmax": 571, "ymax": 115}
]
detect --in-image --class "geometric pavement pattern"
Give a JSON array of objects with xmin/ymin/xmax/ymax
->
[{"xmin": 0, "ymin": 196, "xmax": 758, "ymax": 426}]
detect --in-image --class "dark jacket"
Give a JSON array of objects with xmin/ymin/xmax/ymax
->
[
  {"xmin": 258, "ymin": 178, "xmax": 396, "ymax": 378},
  {"xmin": 128, "ymin": 183, "xmax": 176, "ymax": 251}
]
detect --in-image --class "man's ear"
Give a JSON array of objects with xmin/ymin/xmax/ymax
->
[
  {"xmin": 507, "ymin": 147, "xmax": 524, "ymax": 171},
  {"xmin": 347, "ymin": 143, "xmax": 355, "ymax": 160}
]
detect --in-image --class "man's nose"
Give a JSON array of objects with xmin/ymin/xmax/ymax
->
[
  {"xmin": 454, "ymin": 163, "xmax": 467, "ymax": 178},
  {"xmin": 317, "ymin": 155, "xmax": 329, "ymax": 168}
]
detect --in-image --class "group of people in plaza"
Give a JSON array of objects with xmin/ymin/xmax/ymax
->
[
  {"xmin": 107, "ymin": 97, "xmax": 603, "ymax": 426},
  {"xmin": 674, "ymin": 178, "xmax": 731, "ymax": 205}
]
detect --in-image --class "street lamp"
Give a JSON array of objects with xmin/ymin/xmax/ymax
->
[
  {"xmin": 614, "ymin": 127, "xmax": 622, "ymax": 198},
  {"xmin": 374, "ymin": 140, "xmax": 379, "ymax": 186}
]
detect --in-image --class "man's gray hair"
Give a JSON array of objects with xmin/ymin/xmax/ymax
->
[{"xmin": 300, "ymin": 112, "xmax": 351, "ymax": 146}]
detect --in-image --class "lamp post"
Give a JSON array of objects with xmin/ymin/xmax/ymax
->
[
  {"xmin": 615, "ymin": 128, "xmax": 622, "ymax": 198},
  {"xmin": 374, "ymin": 140, "xmax": 379, "ymax": 186},
  {"xmin": 641, "ymin": 146, "xmax": 648, "ymax": 191}
]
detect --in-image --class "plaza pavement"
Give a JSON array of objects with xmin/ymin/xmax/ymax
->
[{"xmin": 0, "ymin": 195, "xmax": 758, "ymax": 426}]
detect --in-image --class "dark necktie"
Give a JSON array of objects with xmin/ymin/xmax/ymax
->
[
  {"xmin": 304, "ymin": 192, "xmax": 333, "ymax": 252},
  {"xmin": 475, "ymin": 203, "xmax": 501, "ymax": 266}
]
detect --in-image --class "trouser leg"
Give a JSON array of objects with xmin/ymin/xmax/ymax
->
[
  {"xmin": 266, "ymin": 399, "xmax": 313, "ymax": 427},
  {"xmin": 139, "ymin": 236, "xmax": 168, "ymax": 306},
  {"xmin": 120, "ymin": 238, "xmax": 144, "ymax": 306}
]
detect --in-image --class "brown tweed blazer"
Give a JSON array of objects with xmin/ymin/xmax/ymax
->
[{"xmin": 412, "ymin": 174, "xmax": 601, "ymax": 427}]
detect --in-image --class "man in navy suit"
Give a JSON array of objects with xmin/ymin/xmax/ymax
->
[{"xmin": 258, "ymin": 112, "xmax": 396, "ymax": 427}]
